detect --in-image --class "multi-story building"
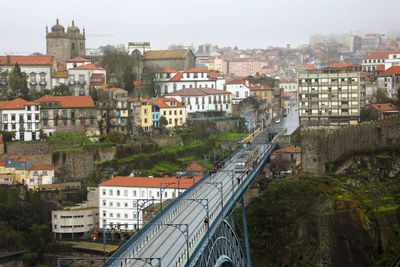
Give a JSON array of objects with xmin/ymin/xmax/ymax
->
[
  {"xmin": 27, "ymin": 164, "xmax": 54, "ymax": 190},
  {"xmin": 1, "ymin": 155, "xmax": 33, "ymax": 184},
  {"xmin": 361, "ymin": 51, "xmax": 392, "ymax": 72},
  {"xmin": 165, "ymin": 88, "xmax": 232, "ymax": 115},
  {"xmin": 152, "ymin": 98, "xmax": 186, "ymax": 128},
  {"xmin": 36, "ymin": 95, "xmax": 98, "ymax": 136},
  {"xmin": 68, "ymin": 64, "xmax": 106, "ymax": 96},
  {"xmin": 225, "ymin": 77, "xmax": 250, "ymax": 104},
  {"xmin": 279, "ymin": 79, "xmax": 298, "ymax": 94},
  {"xmin": 377, "ymin": 66, "xmax": 400, "ymax": 98},
  {"xmin": 225, "ymin": 58, "xmax": 268, "ymax": 76},
  {"xmin": 98, "ymin": 87, "xmax": 129, "ymax": 135},
  {"xmin": 155, "ymin": 68, "xmax": 219, "ymax": 95},
  {"xmin": 298, "ymin": 70, "xmax": 366, "ymax": 126},
  {"xmin": 128, "ymin": 98, "xmax": 152, "ymax": 132},
  {"xmin": 0, "ymin": 98, "xmax": 41, "ymax": 141},
  {"xmin": 99, "ymin": 176, "xmax": 197, "ymax": 230},
  {"xmin": 52, "ymin": 187, "xmax": 99, "ymax": 239},
  {"xmin": 0, "ymin": 55, "xmax": 55, "ymax": 94}
]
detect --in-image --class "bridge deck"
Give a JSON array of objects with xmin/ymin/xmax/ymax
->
[{"xmin": 104, "ymin": 132, "xmax": 276, "ymax": 267}]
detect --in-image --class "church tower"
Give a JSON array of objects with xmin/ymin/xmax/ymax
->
[{"xmin": 46, "ymin": 19, "xmax": 86, "ymax": 63}]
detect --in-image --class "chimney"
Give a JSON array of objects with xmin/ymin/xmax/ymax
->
[{"xmin": 7, "ymin": 55, "xmax": 11, "ymax": 64}]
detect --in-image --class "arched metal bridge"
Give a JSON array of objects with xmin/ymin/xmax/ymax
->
[{"xmin": 103, "ymin": 130, "xmax": 278, "ymax": 267}]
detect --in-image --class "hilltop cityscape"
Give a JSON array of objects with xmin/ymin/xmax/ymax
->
[{"xmin": 0, "ymin": 13, "xmax": 400, "ymax": 267}]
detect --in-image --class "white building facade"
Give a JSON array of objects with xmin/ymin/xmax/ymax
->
[
  {"xmin": 27, "ymin": 164, "xmax": 54, "ymax": 190},
  {"xmin": 99, "ymin": 176, "xmax": 196, "ymax": 230},
  {"xmin": 155, "ymin": 69, "xmax": 219, "ymax": 95},
  {"xmin": 68, "ymin": 64, "xmax": 106, "ymax": 96},
  {"xmin": 225, "ymin": 79, "xmax": 250, "ymax": 104},
  {"xmin": 0, "ymin": 98, "xmax": 41, "ymax": 141},
  {"xmin": 165, "ymin": 88, "xmax": 232, "ymax": 114}
]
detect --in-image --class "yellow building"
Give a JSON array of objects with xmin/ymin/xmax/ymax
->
[
  {"xmin": 0, "ymin": 156, "xmax": 32, "ymax": 184},
  {"xmin": 153, "ymin": 98, "xmax": 186, "ymax": 128},
  {"xmin": 204, "ymin": 56, "xmax": 223, "ymax": 72}
]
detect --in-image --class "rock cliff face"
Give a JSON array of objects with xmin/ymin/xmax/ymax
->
[{"xmin": 245, "ymin": 151, "xmax": 400, "ymax": 266}]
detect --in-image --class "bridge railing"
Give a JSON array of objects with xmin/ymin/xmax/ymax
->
[
  {"xmin": 188, "ymin": 142, "xmax": 276, "ymax": 266},
  {"xmin": 103, "ymin": 144, "xmax": 245, "ymax": 266}
]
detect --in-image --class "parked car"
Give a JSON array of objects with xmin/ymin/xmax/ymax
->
[{"xmin": 275, "ymin": 118, "xmax": 281, "ymax": 124}]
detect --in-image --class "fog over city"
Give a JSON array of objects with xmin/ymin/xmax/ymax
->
[{"xmin": 1, "ymin": 0, "xmax": 400, "ymax": 54}]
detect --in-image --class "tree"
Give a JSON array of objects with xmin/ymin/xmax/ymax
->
[
  {"xmin": 6, "ymin": 63, "xmax": 29, "ymax": 100},
  {"xmin": 159, "ymin": 116, "xmax": 168, "ymax": 134},
  {"xmin": 123, "ymin": 67, "xmax": 135, "ymax": 94},
  {"xmin": 90, "ymin": 87, "xmax": 99, "ymax": 102},
  {"xmin": 360, "ymin": 108, "xmax": 372, "ymax": 122},
  {"xmin": 105, "ymin": 131, "xmax": 124, "ymax": 143},
  {"xmin": 52, "ymin": 84, "xmax": 72, "ymax": 96},
  {"xmin": 370, "ymin": 87, "xmax": 391, "ymax": 104},
  {"xmin": 1, "ymin": 131, "xmax": 14, "ymax": 142}
]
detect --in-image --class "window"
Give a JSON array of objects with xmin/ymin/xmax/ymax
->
[
  {"xmin": 117, "ymin": 202, "xmax": 120, "ymax": 207},
  {"xmin": 103, "ymin": 200, "xmax": 106, "ymax": 206},
  {"xmin": 117, "ymin": 190, "xmax": 120, "ymax": 196},
  {"xmin": 163, "ymin": 111, "xmax": 166, "ymax": 116},
  {"xmin": 19, "ymin": 115, "xmax": 23, "ymax": 122},
  {"xmin": 124, "ymin": 202, "xmax": 128, "ymax": 207},
  {"xmin": 79, "ymin": 74, "xmax": 84, "ymax": 84},
  {"xmin": 169, "ymin": 110, "xmax": 172, "ymax": 115},
  {"xmin": 11, "ymin": 114, "xmax": 15, "ymax": 121},
  {"xmin": 2, "ymin": 115, "xmax": 7, "ymax": 122},
  {"xmin": 109, "ymin": 202, "xmax": 113, "ymax": 207},
  {"xmin": 35, "ymin": 114, "xmax": 39, "ymax": 121},
  {"xmin": 144, "ymin": 108, "xmax": 148, "ymax": 115},
  {"xmin": 110, "ymin": 213, "xmax": 113, "ymax": 218},
  {"xmin": 133, "ymin": 191, "xmax": 137, "ymax": 197},
  {"xmin": 109, "ymin": 190, "xmax": 113, "ymax": 196},
  {"xmin": 180, "ymin": 110, "xmax": 182, "ymax": 115},
  {"xmin": 124, "ymin": 190, "xmax": 128, "ymax": 196}
]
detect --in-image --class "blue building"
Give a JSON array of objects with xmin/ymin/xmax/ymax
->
[{"xmin": 152, "ymin": 104, "xmax": 160, "ymax": 128}]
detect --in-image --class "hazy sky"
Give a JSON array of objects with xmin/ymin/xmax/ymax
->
[{"xmin": 1, "ymin": 0, "xmax": 400, "ymax": 55}]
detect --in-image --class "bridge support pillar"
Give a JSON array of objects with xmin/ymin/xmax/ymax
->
[{"xmin": 241, "ymin": 198, "xmax": 252, "ymax": 267}]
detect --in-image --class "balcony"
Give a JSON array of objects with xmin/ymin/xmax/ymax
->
[
  {"xmin": 78, "ymin": 81, "xmax": 86, "ymax": 85},
  {"xmin": 341, "ymin": 112, "xmax": 349, "ymax": 116},
  {"xmin": 69, "ymin": 80, "xmax": 75, "ymax": 85},
  {"xmin": 30, "ymin": 81, "xmax": 37, "ymax": 85},
  {"xmin": 39, "ymin": 81, "xmax": 47, "ymax": 86},
  {"xmin": 341, "ymin": 104, "xmax": 349, "ymax": 108}
]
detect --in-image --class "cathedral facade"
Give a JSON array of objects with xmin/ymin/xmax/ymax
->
[{"xmin": 46, "ymin": 19, "xmax": 86, "ymax": 63}]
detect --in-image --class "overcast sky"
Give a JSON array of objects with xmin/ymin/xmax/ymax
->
[{"xmin": 1, "ymin": 0, "xmax": 400, "ymax": 55}]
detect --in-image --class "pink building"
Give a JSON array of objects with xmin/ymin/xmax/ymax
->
[{"xmin": 224, "ymin": 58, "xmax": 268, "ymax": 77}]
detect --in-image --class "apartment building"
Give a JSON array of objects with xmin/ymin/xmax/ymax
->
[
  {"xmin": 0, "ymin": 98, "xmax": 41, "ymax": 141},
  {"xmin": 361, "ymin": 51, "xmax": 392, "ymax": 72},
  {"xmin": 99, "ymin": 176, "xmax": 198, "ymax": 231},
  {"xmin": 152, "ymin": 98, "xmax": 186, "ymax": 128},
  {"xmin": 298, "ymin": 70, "xmax": 366, "ymax": 126}
]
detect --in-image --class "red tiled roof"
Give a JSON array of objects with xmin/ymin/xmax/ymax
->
[
  {"xmin": 18, "ymin": 158, "xmax": 30, "ymax": 162},
  {"xmin": 0, "ymin": 161, "xmax": 4, "ymax": 167},
  {"xmin": 166, "ymin": 88, "xmax": 231, "ymax": 97},
  {"xmin": 225, "ymin": 77, "xmax": 246, "ymax": 85},
  {"xmin": 7, "ymin": 155, "xmax": 18, "ymax": 159},
  {"xmin": 70, "ymin": 64, "xmax": 104, "ymax": 70},
  {"xmin": 57, "ymin": 62, "xmax": 65, "ymax": 71},
  {"xmin": 170, "ymin": 72, "xmax": 183, "ymax": 81},
  {"xmin": 184, "ymin": 68, "xmax": 208, "ymax": 73},
  {"xmin": 363, "ymin": 52, "xmax": 392, "ymax": 60},
  {"xmin": 98, "ymin": 176, "xmax": 201, "ymax": 189},
  {"xmin": 152, "ymin": 98, "xmax": 185, "ymax": 108},
  {"xmin": 91, "ymin": 73, "xmax": 104, "ymax": 77},
  {"xmin": 66, "ymin": 57, "xmax": 91, "ymax": 62},
  {"xmin": 303, "ymin": 64, "xmax": 315, "ymax": 70},
  {"xmin": 383, "ymin": 66, "xmax": 400, "ymax": 74},
  {"xmin": 29, "ymin": 164, "xmax": 54, "ymax": 171},
  {"xmin": 370, "ymin": 103, "xmax": 399, "ymax": 112},
  {"xmin": 0, "ymin": 56, "xmax": 53, "ymax": 65},
  {"xmin": 329, "ymin": 62, "xmax": 351, "ymax": 68},
  {"xmin": 0, "ymin": 98, "xmax": 39, "ymax": 110},
  {"xmin": 160, "ymin": 69, "xmax": 177, "ymax": 73},
  {"xmin": 36, "ymin": 95, "xmax": 95, "ymax": 107},
  {"xmin": 90, "ymin": 82, "xmax": 105, "ymax": 86},
  {"xmin": 375, "ymin": 65, "xmax": 385, "ymax": 71}
]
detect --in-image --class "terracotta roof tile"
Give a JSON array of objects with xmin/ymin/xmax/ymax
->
[
  {"xmin": 363, "ymin": 52, "xmax": 392, "ymax": 60},
  {"xmin": 375, "ymin": 65, "xmax": 385, "ymax": 71},
  {"xmin": 184, "ymin": 68, "xmax": 208, "ymax": 73},
  {"xmin": 36, "ymin": 95, "xmax": 95, "ymax": 107},
  {"xmin": 144, "ymin": 50, "xmax": 189, "ymax": 59},
  {"xmin": 0, "ymin": 161, "xmax": 4, "ymax": 167},
  {"xmin": 7, "ymin": 155, "xmax": 18, "ymax": 159},
  {"xmin": 66, "ymin": 57, "xmax": 91, "ymax": 62},
  {"xmin": 0, "ymin": 98, "xmax": 39, "ymax": 110},
  {"xmin": 99, "ymin": 176, "xmax": 200, "ymax": 189},
  {"xmin": 29, "ymin": 164, "xmax": 54, "ymax": 171},
  {"xmin": 383, "ymin": 66, "xmax": 400, "ymax": 74},
  {"xmin": 70, "ymin": 64, "xmax": 104, "ymax": 70},
  {"xmin": 170, "ymin": 72, "xmax": 183, "ymax": 81},
  {"xmin": 370, "ymin": 103, "xmax": 399, "ymax": 112},
  {"xmin": 18, "ymin": 158, "xmax": 30, "ymax": 162},
  {"xmin": 329, "ymin": 62, "xmax": 351, "ymax": 68},
  {"xmin": 152, "ymin": 98, "xmax": 185, "ymax": 108},
  {"xmin": 0, "ymin": 56, "xmax": 53, "ymax": 65}
]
